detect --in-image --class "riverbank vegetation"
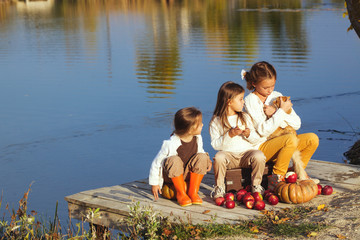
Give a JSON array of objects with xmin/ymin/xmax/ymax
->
[
  {"xmin": 1, "ymin": 185, "xmax": 329, "ymax": 240},
  {"xmin": 344, "ymin": 139, "xmax": 360, "ymax": 165}
]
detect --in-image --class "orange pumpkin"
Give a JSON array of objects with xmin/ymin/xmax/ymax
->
[
  {"xmin": 274, "ymin": 180, "xmax": 318, "ymax": 204},
  {"xmin": 161, "ymin": 182, "xmax": 188, "ymax": 200}
]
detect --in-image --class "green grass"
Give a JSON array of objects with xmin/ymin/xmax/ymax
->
[
  {"xmin": 119, "ymin": 202, "xmax": 329, "ymax": 239},
  {"xmin": 0, "ymin": 185, "xmax": 329, "ymax": 239}
]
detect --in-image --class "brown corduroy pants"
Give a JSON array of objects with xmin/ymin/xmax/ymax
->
[
  {"xmin": 163, "ymin": 153, "xmax": 211, "ymax": 183},
  {"xmin": 213, "ymin": 149, "xmax": 266, "ymax": 188}
]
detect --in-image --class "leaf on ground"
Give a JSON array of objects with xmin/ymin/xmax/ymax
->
[
  {"xmin": 336, "ymin": 234, "xmax": 347, "ymax": 239},
  {"xmin": 317, "ymin": 204, "xmax": 326, "ymax": 210},
  {"xmin": 202, "ymin": 210, "xmax": 210, "ymax": 214},
  {"xmin": 307, "ymin": 232, "xmax": 318, "ymax": 237},
  {"xmin": 261, "ymin": 210, "xmax": 269, "ymax": 215},
  {"xmin": 272, "ymin": 217, "xmax": 290, "ymax": 224},
  {"xmin": 162, "ymin": 228, "xmax": 172, "ymax": 236},
  {"xmin": 250, "ymin": 226, "xmax": 259, "ymax": 233}
]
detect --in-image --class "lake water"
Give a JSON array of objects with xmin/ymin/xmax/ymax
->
[{"xmin": 0, "ymin": 0, "xmax": 359, "ymax": 224}]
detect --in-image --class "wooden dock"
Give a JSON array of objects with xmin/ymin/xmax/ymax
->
[{"xmin": 65, "ymin": 160, "xmax": 360, "ymax": 230}]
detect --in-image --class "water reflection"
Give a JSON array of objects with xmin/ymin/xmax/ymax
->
[
  {"xmin": 132, "ymin": 0, "xmax": 313, "ymax": 98},
  {"xmin": 0, "ymin": 0, "xmax": 346, "ymax": 98},
  {"xmin": 0, "ymin": 0, "xmax": 356, "ymax": 225},
  {"xmin": 135, "ymin": 2, "xmax": 182, "ymax": 98}
]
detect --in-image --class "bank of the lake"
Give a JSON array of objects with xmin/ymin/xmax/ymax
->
[{"xmin": 0, "ymin": 0, "xmax": 359, "ymax": 226}]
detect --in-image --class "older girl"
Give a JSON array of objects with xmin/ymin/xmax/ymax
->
[{"xmin": 243, "ymin": 61, "xmax": 319, "ymax": 190}]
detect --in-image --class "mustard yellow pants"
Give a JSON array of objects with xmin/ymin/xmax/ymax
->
[{"xmin": 259, "ymin": 133, "xmax": 319, "ymax": 176}]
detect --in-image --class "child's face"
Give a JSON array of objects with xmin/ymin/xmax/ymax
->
[
  {"xmin": 191, "ymin": 116, "xmax": 203, "ymax": 135},
  {"xmin": 227, "ymin": 92, "xmax": 245, "ymax": 115},
  {"xmin": 253, "ymin": 77, "xmax": 276, "ymax": 98}
]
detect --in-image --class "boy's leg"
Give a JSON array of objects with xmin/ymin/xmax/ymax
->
[
  {"xmin": 185, "ymin": 153, "xmax": 211, "ymax": 204},
  {"xmin": 297, "ymin": 133, "xmax": 319, "ymax": 168},
  {"xmin": 238, "ymin": 150, "xmax": 266, "ymax": 187},
  {"xmin": 184, "ymin": 152, "xmax": 211, "ymax": 179},
  {"xmin": 163, "ymin": 155, "xmax": 185, "ymax": 183},
  {"xmin": 163, "ymin": 156, "xmax": 191, "ymax": 207},
  {"xmin": 259, "ymin": 134, "xmax": 298, "ymax": 176}
]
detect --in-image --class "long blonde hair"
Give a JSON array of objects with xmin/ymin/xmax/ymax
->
[{"xmin": 211, "ymin": 81, "xmax": 247, "ymax": 131}]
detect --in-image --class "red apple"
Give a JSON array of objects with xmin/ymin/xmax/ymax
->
[
  {"xmin": 285, "ymin": 171, "xmax": 297, "ymax": 183},
  {"xmin": 225, "ymin": 200, "xmax": 235, "ymax": 209},
  {"xmin": 322, "ymin": 185, "xmax": 333, "ymax": 195},
  {"xmin": 267, "ymin": 194, "xmax": 279, "ymax": 205},
  {"xmin": 242, "ymin": 193, "xmax": 255, "ymax": 204},
  {"xmin": 254, "ymin": 200, "xmax": 265, "ymax": 210},
  {"xmin": 225, "ymin": 192, "xmax": 235, "ymax": 201},
  {"xmin": 236, "ymin": 189, "xmax": 247, "ymax": 202},
  {"xmin": 252, "ymin": 192, "xmax": 263, "ymax": 202},
  {"xmin": 263, "ymin": 189, "xmax": 273, "ymax": 196},
  {"xmin": 317, "ymin": 184, "xmax": 322, "ymax": 195},
  {"xmin": 215, "ymin": 197, "xmax": 225, "ymax": 206},
  {"xmin": 244, "ymin": 185, "xmax": 252, "ymax": 192},
  {"xmin": 264, "ymin": 189, "xmax": 274, "ymax": 200},
  {"xmin": 245, "ymin": 200, "xmax": 254, "ymax": 209},
  {"xmin": 264, "ymin": 192, "xmax": 273, "ymax": 201}
]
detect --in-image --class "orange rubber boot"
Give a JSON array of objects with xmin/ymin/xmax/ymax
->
[
  {"xmin": 188, "ymin": 172, "xmax": 204, "ymax": 205},
  {"xmin": 171, "ymin": 174, "xmax": 192, "ymax": 207}
]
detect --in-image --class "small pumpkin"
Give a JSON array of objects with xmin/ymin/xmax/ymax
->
[
  {"xmin": 274, "ymin": 180, "xmax": 318, "ymax": 204},
  {"xmin": 161, "ymin": 182, "xmax": 188, "ymax": 200}
]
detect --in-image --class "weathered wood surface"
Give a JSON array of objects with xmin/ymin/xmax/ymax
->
[{"xmin": 65, "ymin": 160, "xmax": 360, "ymax": 229}]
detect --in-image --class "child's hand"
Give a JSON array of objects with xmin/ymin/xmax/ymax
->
[
  {"xmin": 240, "ymin": 128, "xmax": 250, "ymax": 138},
  {"xmin": 263, "ymin": 105, "xmax": 276, "ymax": 118},
  {"xmin": 229, "ymin": 127, "xmax": 243, "ymax": 137},
  {"xmin": 280, "ymin": 97, "xmax": 293, "ymax": 113},
  {"xmin": 151, "ymin": 185, "xmax": 162, "ymax": 201},
  {"xmin": 229, "ymin": 127, "xmax": 249, "ymax": 138}
]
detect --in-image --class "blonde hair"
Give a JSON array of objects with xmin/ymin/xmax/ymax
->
[
  {"xmin": 173, "ymin": 107, "xmax": 202, "ymax": 136},
  {"xmin": 211, "ymin": 81, "xmax": 247, "ymax": 131},
  {"xmin": 244, "ymin": 61, "xmax": 277, "ymax": 91}
]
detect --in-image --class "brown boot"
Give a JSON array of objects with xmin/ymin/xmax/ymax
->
[
  {"xmin": 171, "ymin": 174, "xmax": 192, "ymax": 207},
  {"xmin": 187, "ymin": 172, "xmax": 204, "ymax": 205}
]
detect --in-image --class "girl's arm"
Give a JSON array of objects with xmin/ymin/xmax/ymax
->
[
  {"xmin": 195, "ymin": 135, "xmax": 212, "ymax": 171},
  {"xmin": 209, "ymin": 118, "xmax": 232, "ymax": 151},
  {"xmin": 210, "ymin": 116, "xmax": 261, "ymax": 150},
  {"xmin": 242, "ymin": 114, "xmax": 264, "ymax": 144},
  {"xmin": 281, "ymin": 99, "xmax": 301, "ymax": 130},
  {"xmin": 196, "ymin": 135, "xmax": 206, "ymax": 154},
  {"xmin": 244, "ymin": 95, "xmax": 288, "ymax": 137},
  {"xmin": 149, "ymin": 141, "xmax": 169, "ymax": 186}
]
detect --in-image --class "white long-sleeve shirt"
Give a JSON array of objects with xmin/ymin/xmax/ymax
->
[
  {"xmin": 209, "ymin": 114, "xmax": 265, "ymax": 153},
  {"xmin": 244, "ymin": 91, "xmax": 301, "ymax": 142},
  {"xmin": 148, "ymin": 134, "xmax": 206, "ymax": 188}
]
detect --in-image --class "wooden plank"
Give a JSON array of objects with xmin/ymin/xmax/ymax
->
[
  {"xmin": 65, "ymin": 160, "xmax": 360, "ymax": 230},
  {"xmin": 305, "ymin": 160, "xmax": 360, "ymax": 188},
  {"xmin": 67, "ymin": 184, "xmax": 260, "ymax": 223},
  {"xmin": 67, "ymin": 192, "xmax": 243, "ymax": 225},
  {"xmin": 122, "ymin": 176, "xmax": 214, "ymax": 196}
]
